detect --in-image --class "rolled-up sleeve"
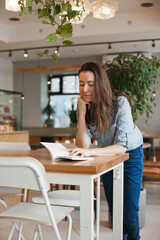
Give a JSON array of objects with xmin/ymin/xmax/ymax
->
[{"xmin": 113, "ymin": 97, "xmax": 134, "ymax": 148}]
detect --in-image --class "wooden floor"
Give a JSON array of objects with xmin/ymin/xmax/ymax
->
[{"xmin": 0, "ymin": 184, "xmax": 160, "ymax": 240}]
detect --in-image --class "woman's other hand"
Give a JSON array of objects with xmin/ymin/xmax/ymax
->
[{"xmin": 66, "ymin": 148, "xmax": 93, "ymax": 157}]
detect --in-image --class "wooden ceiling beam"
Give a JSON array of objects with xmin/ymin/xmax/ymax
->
[{"xmin": 14, "ymin": 65, "xmax": 82, "ymax": 73}]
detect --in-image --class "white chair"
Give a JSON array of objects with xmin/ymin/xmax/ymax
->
[
  {"xmin": 0, "ymin": 142, "xmax": 31, "ymax": 209},
  {"xmin": 0, "ymin": 187, "xmax": 22, "ymax": 210},
  {"xmin": 0, "ymin": 142, "xmax": 31, "ymax": 152},
  {"xmin": 32, "ymin": 179, "xmax": 100, "ymax": 239},
  {"xmin": 0, "ymin": 157, "xmax": 74, "ymax": 240}
]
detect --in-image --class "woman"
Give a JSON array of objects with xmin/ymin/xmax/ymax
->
[{"xmin": 68, "ymin": 62, "xmax": 144, "ymax": 240}]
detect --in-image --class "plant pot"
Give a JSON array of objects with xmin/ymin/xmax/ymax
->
[
  {"xmin": 108, "ymin": 187, "xmax": 147, "ymax": 229},
  {"xmin": 44, "ymin": 119, "xmax": 54, "ymax": 127},
  {"xmin": 139, "ymin": 187, "xmax": 147, "ymax": 229},
  {"xmin": 70, "ymin": 122, "xmax": 77, "ymax": 127}
]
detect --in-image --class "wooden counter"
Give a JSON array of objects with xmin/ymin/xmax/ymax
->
[{"xmin": 0, "ymin": 131, "xmax": 29, "ymax": 143}]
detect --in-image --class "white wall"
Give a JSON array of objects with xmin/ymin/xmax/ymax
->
[
  {"xmin": 138, "ymin": 70, "xmax": 160, "ymax": 136},
  {"xmin": 14, "ymin": 71, "xmax": 42, "ymax": 127},
  {"xmin": 0, "ymin": 57, "xmax": 13, "ymax": 91}
]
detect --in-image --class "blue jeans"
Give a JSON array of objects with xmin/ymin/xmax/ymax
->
[{"xmin": 102, "ymin": 145, "xmax": 144, "ymax": 240}]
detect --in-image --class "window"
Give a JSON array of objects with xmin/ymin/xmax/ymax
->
[{"xmin": 48, "ymin": 74, "xmax": 80, "ymax": 128}]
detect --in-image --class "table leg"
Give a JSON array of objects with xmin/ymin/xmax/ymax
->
[
  {"xmin": 95, "ymin": 176, "xmax": 100, "ymax": 240},
  {"xmin": 80, "ymin": 175, "xmax": 94, "ymax": 240},
  {"xmin": 47, "ymin": 172, "xmax": 95, "ymax": 240},
  {"xmin": 113, "ymin": 163, "xmax": 124, "ymax": 240}
]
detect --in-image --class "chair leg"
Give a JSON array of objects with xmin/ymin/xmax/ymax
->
[
  {"xmin": 8, "ymin": 222, "xmax": 17, "ymax": 240},
  {"xmin": 18, "ymin": 222, "xmax": 24, "ymax": 240},
  {"xmin": 33, "ymin": 225, "xmax": 43, "ymax": 240},
  {"xmin": 66, "ymin": 214, "xmax": 72, "ymax": 240},
  {"xmin": 38, "ymin": 225, "xmax": 43, "ymax": 240},
  {"xmin": 7, "ymin": 222, "xmax": 25, "ymax": 240},
  {"xmin": 0, "ymin": 199, "xmax": 8, "ymax": 210},
  {"xmin": 33, "ymin": 225, "xmax": 39, "ymax": 240}
]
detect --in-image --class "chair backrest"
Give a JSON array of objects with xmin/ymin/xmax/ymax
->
[
  {"xmin": 0, "ymin": 157, "xmax": 50, "ymax": 192},
  {"xmin": 0, "ymin": 142, "xmax": 31, "ymax": 151}
]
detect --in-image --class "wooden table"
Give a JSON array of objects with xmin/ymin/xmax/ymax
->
[
  {"xmin": 143, "ymin": 136, "xmax": 160, "ymax": 162},
  {"xmin": 1, "ymin": 149, "xmax": 129, "ymax": 240},
  {"xmin": 29, "ymin": 148, "xmax": 128, "ymax": 240}
]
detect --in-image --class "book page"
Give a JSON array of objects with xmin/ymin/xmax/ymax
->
[
  {"xmin": 40, "ymin": 142, "xmax": 94, "ymax": 161},
  {"xmin": 40, "ymin": 142, "xmax": 69, "ymax": 159}
]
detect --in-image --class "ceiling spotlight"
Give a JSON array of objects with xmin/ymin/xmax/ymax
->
[
  {"xmin": 55, "ymin": 47, "xmax": 59, "ymax": 54},
  {"xmin": 108, "ymin": 42, "xmax": 112, "ymax": 51},
  {"xmin": 47, "ymin": 79, "xmax": 51, "ymax": 85},
  {"xmin": 152, "ymin": 90, "xmax": 156, "ymax": 97},
  {"xmin": 21, "ymin": 94, "xmax": 25, "ymax": 100},
  {"xmin": 24, "ymin": 49, "xmax": 28, "ymax": 57},
  {"xmin": 9, "ymin": 50, "xmax": 12, "ymax": 57},
  {"xmin": 152, "ymin": 40, "xmax": 155, "ymax": 47}
]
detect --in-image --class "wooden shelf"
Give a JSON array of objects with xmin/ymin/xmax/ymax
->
[{"xmin": 0, "ymin": 131, "xmax": 29, "ymax": 143}]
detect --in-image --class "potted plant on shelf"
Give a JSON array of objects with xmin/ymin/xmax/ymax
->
[
  {"xmin": 42, "ymin": 102, "xmax": 55, "ymax": 127},
  {"xmin": 104, "ymin": 52, "xmax": 160, "ymax": 123},
  {"xmin": 67, "ymin": 102, "xmax": 77, "ymax": 127}
]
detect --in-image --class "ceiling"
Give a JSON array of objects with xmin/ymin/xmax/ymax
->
[{"xmin": 0, "ymin": 0, "xmax": 160, "ymax": 62}]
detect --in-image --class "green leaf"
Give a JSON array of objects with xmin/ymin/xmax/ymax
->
[
  {"xmin": 56, "ymin": 23, "xmax": 72, "ymax": 38},
  {"xmin": 23, "ymin": 7, "xmax": 27, "ymax": 15},
  {"xmin": 44, "ymin": 49, "xmax": 49, "ymax": 56},
  {"xmin": 51, "ymin": 53, "xmax": 58, "ymax": 62},
  {"xmin": 56, "ymin": 50, "xmax": 60, "ymax": 57},
  {"xmin": 35, "ymin": 0, "xmax": 41, "ymax": 4},
  {"xmin": 63, "ymin": 23, "xmax": 72, "ymax": 32},
  {"xmin": 67, "ymin": 10, "xmax": 78, "ymax": 20},
  {"xmin": 62, "ymin": 1, "xmax": 71, "ymax": 12},
  {"xmin": 28, "ymin": 6, "xmax": 32, "ymax": 12},
  {"xmin": 42, "ymin": 19, "xmax": 50, "ymax": 24},
  {"xmin": 37, "ymin": 52, "xmax": 45, "ymax": 57},
  {"xmin": 45, "ymin": 33, "xmax": 58, "ymax": 42},
  {"xmin": 26, "ymin": 0, "xmax": 32, "ymax": 7},
  {"xmin": 38, "ymin": 8, "xmax": 47, "ymax": 18},
  {"xmin": 63, "ymin": 40, "xmax": 73, "ymax": 46},
  {"xmin": 37, "ymin": 49, "xmax": 49, "ymax": 57},
  {"xmin": 49, "ymin": 15, "xmax": 54, "ymax": 25},
  {"xmin": 54, "ymin": 4, "xmax": 61, "ymax": 16}
]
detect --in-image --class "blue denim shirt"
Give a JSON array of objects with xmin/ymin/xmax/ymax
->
[{"xmin": 86, "ymin": 96, "xmax": 143, "ymax": 151}]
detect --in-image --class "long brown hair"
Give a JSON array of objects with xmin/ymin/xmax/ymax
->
[{"xmin": 79, "ymin": 62, "xmax": 134, "ymax": 133}]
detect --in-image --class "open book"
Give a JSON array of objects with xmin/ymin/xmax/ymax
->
[{"xmin": 40, "ymin": 142, "xmax": 94, "ymax": 161}]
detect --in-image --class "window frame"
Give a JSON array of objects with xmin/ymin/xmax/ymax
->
[{"xmin": 48, "ymin": 74, "xmax": 80, "ymax": 97}]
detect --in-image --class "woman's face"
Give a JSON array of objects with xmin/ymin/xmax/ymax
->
[{"xmin": 79, "ymin": 71, "xmax": 95, "ymax": 103}]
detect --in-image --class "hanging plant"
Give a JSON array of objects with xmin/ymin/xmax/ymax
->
[
  {"xmin": 18, "ymin": 0, "xmax": 85, "ymax": 61},
  {"xmin": 104, "ymin": 52, "xmax": 160, "ymax": 123}
]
